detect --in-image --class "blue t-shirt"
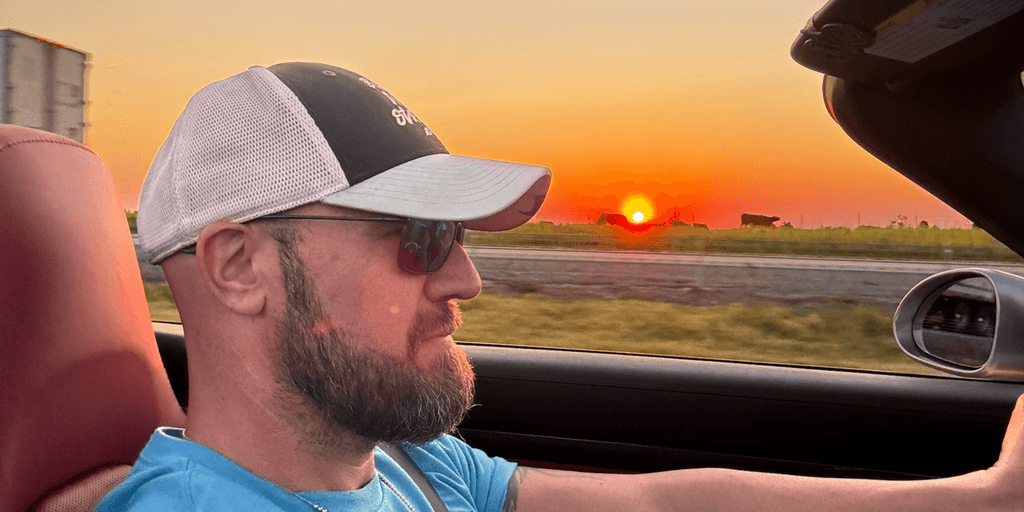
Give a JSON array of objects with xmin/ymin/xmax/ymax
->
[{"xmin": 95, "ymin": 428, "xmax": 517, "ymax": 512}]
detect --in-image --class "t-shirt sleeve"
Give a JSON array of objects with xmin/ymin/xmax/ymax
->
[{"xmin": 404, "ymin": 435, "xmax": 518, "ymax": 512}]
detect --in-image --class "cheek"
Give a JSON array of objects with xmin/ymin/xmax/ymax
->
[{"xmin": 358, "ymin": 243, "xmax": 419, "ymax": 347}]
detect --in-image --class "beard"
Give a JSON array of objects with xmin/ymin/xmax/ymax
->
[{"xmin": 272, "ymin": 226, "xmax": 475, "ymax": 445}]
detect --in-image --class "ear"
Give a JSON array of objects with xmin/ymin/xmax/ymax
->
[{"xmin": 194, "ymin": 221, "xmax": 271, "ymax": 316}]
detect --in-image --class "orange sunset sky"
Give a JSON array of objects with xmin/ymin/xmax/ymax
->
[{"xmin": 2, "ymin": 0, "xmax": 970, "ymax": 229}]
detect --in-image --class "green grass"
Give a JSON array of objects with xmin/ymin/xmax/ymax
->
[
  {"xmin": 465, "ymin": 223, "xmax": 1023, "ymax": 263},
  {"xmin": 144, "ymin": 282, "xmax": 180, "ymax": 323},
  {"xmin": 455, "ymin": 294, "xmax": 936, "ymax": 375}
]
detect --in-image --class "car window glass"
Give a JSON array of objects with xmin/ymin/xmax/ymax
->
[{"xmin": 14, "ymin": 0, "xmax": 1021, "ymax": 376}]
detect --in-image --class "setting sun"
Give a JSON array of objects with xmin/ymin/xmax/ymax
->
[{"xmin": 622, "ymin": 195, "xmax": 654, "ymax": 224}]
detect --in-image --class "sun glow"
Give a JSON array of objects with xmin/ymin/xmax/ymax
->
[{"xmin": 622, "ymin": 195, "xmax": 654, "ymax": 224}]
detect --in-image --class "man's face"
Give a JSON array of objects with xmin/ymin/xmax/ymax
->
[{"xmin": 267, "ymin": 211, "xmax": 479, "ymax": 444}]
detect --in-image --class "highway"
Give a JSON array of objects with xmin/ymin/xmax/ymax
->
[
  {"xmin": 463, "ymin": 247, "xmax": 1024, "ymax": 309},
  {"xmin": 466, "ymin": 247, "xmax": 1024, "ymax": 273},
  {"xmin": 135, "ymin": 240, "xmax": 1024, "ymax": 309}
]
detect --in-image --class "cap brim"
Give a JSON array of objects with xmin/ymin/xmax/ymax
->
[{"xmin": 321, "ymin": 154, "xmax": 551, "ymax": 231}]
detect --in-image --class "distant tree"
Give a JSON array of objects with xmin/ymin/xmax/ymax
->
[
  {"xmin": 596, "ymin": 212, "xmax": 608, "ymax": 225},
  {"xmin": 670, "ymin": 219, "xmax": 689, "ymax": 227},
  {"xmin": 918, "ymin": 220, "xmax": 929, "ymax": 228},
  {"xmin": 693, "ymin": 223, "xmax": 709, "ymax": 229},
  {"xmin": 890, "ymin": 213, "xmax": 909, "ymax": 228},
  {"xmin": 126, "ymin": 210, "xmax": 138, "ymax": 233},
  {"xmin": 781, "ymin": 221, "xmax": 794, "ymax": 229}
]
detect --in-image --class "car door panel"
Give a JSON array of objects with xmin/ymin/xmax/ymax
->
[{"xmin": 459, "ymin": 344, "xmax": 1024, "ymax": 479}]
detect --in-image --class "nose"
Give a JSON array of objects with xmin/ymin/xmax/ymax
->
[{"xmin": 424, "ymin": 243, "xmax": 482, "ymax": 302}]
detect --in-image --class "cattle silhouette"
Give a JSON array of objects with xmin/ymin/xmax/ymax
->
[
  {"xmin": 598, "ymin": 212, "xmax": 630, "ymax": 226},
  {"xmin": 741, "ymin": 213, "xmax": 780, "ymax": 227},
  {"xmin": 605, "ymin": 213, "xmax": 629, "ymax": 226}
]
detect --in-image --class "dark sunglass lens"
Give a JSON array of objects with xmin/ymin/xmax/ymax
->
[
  {"xmin": 424, "ymin": 221, "xmax": 457, "ymax": 271},
  {"xmin": 399, "ymin": 221, "xmax": 431, "ymax": 274},
  {"xmin": 398, "ymin": 219, "xmax": 460, "ymax": 274}
]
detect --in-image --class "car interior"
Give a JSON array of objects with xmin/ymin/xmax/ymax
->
[{"xmin": 3, "ymin": 1, "xmax": 1024, "ymax": 511}]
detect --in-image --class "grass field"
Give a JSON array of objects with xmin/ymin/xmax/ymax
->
[
  {"xmin": 144, "ymin": 283, "xmax": 937, "ymax": 376},
  {"xmin": 466, "ymin": 223, "xmax": 1023, "ymax": 263},
  {"xmin": 145, "ymin": 282, "xmax": 180, "ymax": 324},
  {"xmin": 456, "ymin": 294, "xmax": 937, "ymax": 375}
]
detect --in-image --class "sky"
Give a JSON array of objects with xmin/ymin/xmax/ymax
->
[{"xmin": 1, "ymin": 0, "xmax": 972, "ymax": 228}]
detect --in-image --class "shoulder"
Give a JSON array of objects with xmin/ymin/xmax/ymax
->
[
  {"xmin": 400, "ymin": 435, "xmax": 518, "ymax": 512},
  {"xmin": 95, "ymin": 428, "xmax": 298, "ymax": 511},
  {"xmin": 406, "ymin": 435, "xmax": 495, "ymax": 467},
  {"xmin": 93, "ymin": 429, "xmax": 197, "ymax": 512}
]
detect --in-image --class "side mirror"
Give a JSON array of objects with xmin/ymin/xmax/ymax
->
[{"xmin": 895, "ymin": 268, "xmax": 1024, "ymax": 380}]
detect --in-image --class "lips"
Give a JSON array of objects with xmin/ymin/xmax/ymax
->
[
  {"xmin": 414, "ymin": 313, "xmax": 458, "ymax": 340},
  {"xmin": 406, "ymin": 300, "xmax": 463, "ymax": 358}
]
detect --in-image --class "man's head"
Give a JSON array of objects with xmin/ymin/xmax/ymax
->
[{"xmin": 139, "ymin": 62, "xmax": 550, "ymax": 447}]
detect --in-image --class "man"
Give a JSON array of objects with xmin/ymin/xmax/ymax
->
[{"xmin": 98, "ymin": 62, "xmax": 1024, "ymax": 512}]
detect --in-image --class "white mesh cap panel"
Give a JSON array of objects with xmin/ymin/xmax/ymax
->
[{"xmin": 138, "ymin": 66, "xmax": 348, "ymax": 263}]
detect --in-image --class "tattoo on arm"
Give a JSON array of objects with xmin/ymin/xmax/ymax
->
[
  {"xmin": 502, "ymin": 467, "xmax": 604, "ymax": 512},
  {"xmin": 502, "ymin": 467, "xmax": 527, "ymax": 512}
]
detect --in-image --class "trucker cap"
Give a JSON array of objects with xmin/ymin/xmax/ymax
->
[{"xmin": 137, "ymin": 62, "xmax": 551, "ymax": 264}]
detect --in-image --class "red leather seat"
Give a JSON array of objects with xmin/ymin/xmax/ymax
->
[{"xmin": 0, "ymin": 125, "xmax": 186, "ymax": 512}]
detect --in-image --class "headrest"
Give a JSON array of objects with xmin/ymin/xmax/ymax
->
[{"xmin": 0, "ymin": 125, "xmax": 186, "ymax": 512}]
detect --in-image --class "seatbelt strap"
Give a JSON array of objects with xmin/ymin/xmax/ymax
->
[{"xmin": 379, "ymin": 442, "xmax": 450, "ymax": 512}]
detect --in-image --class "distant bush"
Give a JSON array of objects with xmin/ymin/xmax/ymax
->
[{"xmin": 126, "ymin": 210, "xmax": 138, "ymax": 233}]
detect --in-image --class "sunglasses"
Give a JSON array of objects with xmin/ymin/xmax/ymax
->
[{"xmin": 182, "ymin": 214, "xmax": 466, "ymax": 275}]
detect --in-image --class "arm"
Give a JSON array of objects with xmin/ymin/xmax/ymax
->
[{"xmin": 502, "ymin": 395, "xmax": 1024, "ymax": 512}]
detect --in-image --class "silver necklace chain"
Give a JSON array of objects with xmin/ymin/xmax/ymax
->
[
  {"xmin": 294, "ymin": 493, "xmax": 332, "ymax": 512},
  {"xmin": 180, "ymin": 430, "xmax": 417, "ymax": 512},
  {"xmin": 378, "ymin": 472, "xmax": 418, "ymax": 512},
  {"xmin": 290, "ymin": 471, "xmax": 418, "ymax": 512}
]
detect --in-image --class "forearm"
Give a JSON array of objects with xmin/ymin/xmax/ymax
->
[
  {"xmin": 514, "ymin": 396, "xmax": 1024, "ymax": 512},
  {"xmin": 645, "ymin": 467, "xmax": 998, "ymax": 512},
  {"xmin": 512, "ymin": 465, "xmax": 1005, "ymax": 512}
]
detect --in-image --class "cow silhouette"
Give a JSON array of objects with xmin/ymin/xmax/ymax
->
[
  {"xmin": 741, "ymin": 213, "xmax": 780, "ymax": 227},
  {"xmin": 598, "ymin": 212, "xmax": 630, "ymax": 226},
  {"xmin": 604, "ymin": 213, "xmax": 629, "ymax": 226}
]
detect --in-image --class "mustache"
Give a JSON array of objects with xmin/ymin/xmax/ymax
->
[
  {"xmin": 410, "ymin": 299, "xmax": 463, "ymax": 339},
  {"xmin": 405, "ymin": 300, "xmax": 464, "ymax": 363}
]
